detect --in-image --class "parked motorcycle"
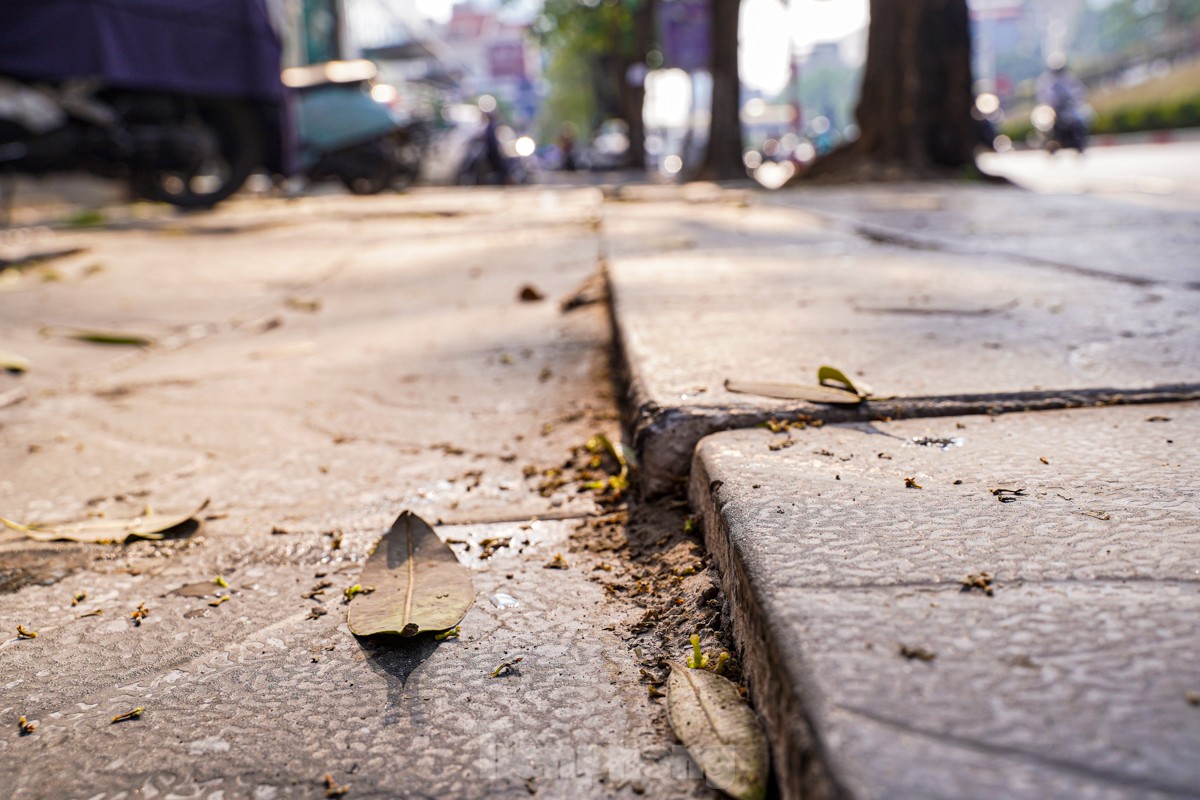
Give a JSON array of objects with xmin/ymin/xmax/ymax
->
[
  {"xmin": 284, "ymin": 61, "xmax": 400, "ymax": 195},
  {"xmin": 0, "ymin": 0, "xmax": 287, "ymax": 209}
]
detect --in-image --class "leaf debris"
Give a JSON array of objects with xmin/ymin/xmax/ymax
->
[
  {"xmin": 78, "ymin": 609, "xmax": 103, "ymax": 618},
  {"xmin": 990, "ymin": 487, "xmax": 1026, "ymax": 503},
  {"xmin": 433, "ymin": 626, "xmax": 461, "ymax": 641},
  {"xmin": 490, "ymin": 657, "xmax": 523, "ymax": 677},
  {"xmin": 904, "ymin": 477, "xmax": 922, "ymax": 489},
  {"xmin": 16, "ymin": 624, "xmax": 37, "ymax": 639},
  {"xmin": 961, "ymin": 572, "xmax": 994, "ymax": 596},
  {"xmin": 130, "ymin": 602, "xmax": 150, "ymax": 625},
  {"xmin": 111, "ymin": 707, "xmax": 144, "ymax": 723},
  {"xmin": 208, "ymin": 595, "xmax": 231, "ymax": 607},
  {"xmin": 543, "ymin": 553, "xmax": 570, "ymax": 570},
  {"xmin": 302, "ymin": 580, "xmax": 333, "ymax": 600},
  {"xmin": 899, "ymin": 644, "xmax": 936, "ymax": 661},
  {"xmin": 342, "ymin": 584, "xmax": 375, "ymax": 603},
  {"xmin": 323, "ymin": 774, "xmax": 350, "ymax": 797},
  {"xmin": 18, "ymin": 716, "xmax": 35, "ymax": 735}
]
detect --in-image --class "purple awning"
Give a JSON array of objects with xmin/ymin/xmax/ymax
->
[{"xmin": 0, "ymin": 0, "xmax": 283, "ymax": 101}]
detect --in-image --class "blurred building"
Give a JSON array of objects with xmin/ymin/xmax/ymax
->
[{"xmin": 439, "ymin": 8, "xmax": 541, "ymax": 126}]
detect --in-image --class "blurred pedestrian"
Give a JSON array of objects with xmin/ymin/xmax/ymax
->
[
  {"xmin": 483, "ymin": 111, "xmax": 509, "ymax": 184},
  {"xmin": 558, "ymin": 122, "xmax": 577, "ymax": 171}
]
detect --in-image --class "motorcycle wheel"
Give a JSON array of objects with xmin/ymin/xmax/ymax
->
[
  {"xmin": 339, "ymin": 141, "xmax": 395, "ymax": 196},
  {"xmin": 131, "ymin": 100, "xmax": 261, "ymax": 210}
]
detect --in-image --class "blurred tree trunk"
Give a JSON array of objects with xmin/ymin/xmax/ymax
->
[
  {"xmin": 804, "ymin": 0, "xmax": 976, "ymax": 181},
  {"xmin": 617, "ymin": 0, "xmax": 656, "ymax": 168},
  {"xmin": 697, "ymin": 0, "xmax": 743, "ymax": 180}
]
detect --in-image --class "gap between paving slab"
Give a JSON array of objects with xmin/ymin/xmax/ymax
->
[{"xmin": 688, "ymin": 404, "xmax": 1200, "ymax": 800}]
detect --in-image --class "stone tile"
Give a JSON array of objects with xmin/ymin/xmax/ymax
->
[
  {"xmin": 688, "ymin": 404, "xmax": 1200, "ymax": 799},
  {"xmin": 608, "ymin": 223, "xmax": 1200, "ymax": 493},
  {"xmin": 767, "ymin": 184, "xmax": 1200, "ymax": 289}
]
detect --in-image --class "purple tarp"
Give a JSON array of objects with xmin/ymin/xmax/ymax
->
[{"xmin": 0, "ymin": 0, "xmax": 283, "ymax": 101}]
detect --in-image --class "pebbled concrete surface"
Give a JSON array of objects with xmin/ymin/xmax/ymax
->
[
  {"xmin": 689, "ymin": 404, "xmax": 1200, "ymax": 800},
  {"xmin": 0, "ymin": 188, "xmax": 714, "ymax": 799},
  {"xmin": 604, "ymin": 188, "xmax": 1200, "ymax": 495}
]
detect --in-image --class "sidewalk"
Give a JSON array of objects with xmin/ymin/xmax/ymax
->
[
  {"xmin": 603, "ymin": 182, "xmax": 1200, "ymax": 797},
  {"xmin": 2, "ymin": 177, "xmax": 1198, "ymax": 799},
  {"xmin": 0, "ymin": 187, "xmax": 718, "ymax": 800}
]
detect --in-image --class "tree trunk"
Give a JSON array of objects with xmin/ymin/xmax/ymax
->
[
  {"xmin": 620, "ymin": 0, "xmax": 656, "ymax": 169},
  {"xmin": 697, "ymin": 0, "xmax": 743, "ymax": 180},
  {"xmin": 804, "ymin": 0, "xmax": 976, "ymax": 181}
]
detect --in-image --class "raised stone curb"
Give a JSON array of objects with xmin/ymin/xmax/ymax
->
[{"xmin": 688, "ymin": 404, "xmax": 1200, "ymax": 799}]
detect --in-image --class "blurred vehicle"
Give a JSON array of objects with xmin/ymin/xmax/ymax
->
[
  {"xmin": 454, "ymin": 110, "xmax": 535, "ymax": 186},
  {"xmin": 1034, "ymin": 57, "xmax": 1090, "ymax": 154},
  {"xmin": 284, "ymin": 61, "xmax": 400, "ymax": 195},
  {"xmin": 0, "ymin": 0, "xmax": 287, "ymax": 209},
  {"xmin": 389, "ymin": 117, "xmax": 431, "ymax": 190},
  {"xmin": 972, "ymin": 93, "xmax": 1002, "ymax": 151},
  {"xmin": 586, "ymin": 119, "xmax": 630, "ymax": 171},
  {"xmin": 1031, "ymin": 103, "xmax": 1089, "ymax": 154}
]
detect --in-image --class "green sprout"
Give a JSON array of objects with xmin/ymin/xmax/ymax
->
[
  {"xmin": 342, "ymin": 584, "xmax": 375, "ymax": 603},
  {"xmin": 686, "ymin": 634, "xmax": 709, "ymax": 670},
  {"xmin": 213, "ymin": 575, "xmax": 230, "ymax": 588},
  {"xmin": 433, "ymin": 626, "xmax": 460, "ymax": 641},
  {"xmin": 712, "ymin": 652, "xmax": 730, "ymax": 675}
]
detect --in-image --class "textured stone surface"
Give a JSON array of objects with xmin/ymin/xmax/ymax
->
[
  {"xmin": 0, "ymin": 188, "xmax": 711, "ymax": 800},
  {"xmin": 0, "ymin": 520, "xmax": 702, "ymax": 799},
  {"xmin": 689, "ymin": 404, "xmax": 1200, "ymax": 799},
  {"xmin": 605, "ymin": 191, "xmax": 1200, "ymax": 494}
]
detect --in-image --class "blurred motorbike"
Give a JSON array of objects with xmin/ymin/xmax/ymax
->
[
  {"xmin": 0, "ymin": 0, "xmax": 287, "ymax": 209},
  {"xmin": 283, "ymin": 60, "xmax": 400, "ymax": 195},
  {"xmin": 1032, "ymin": 103, "xmax": 1088, "ymax": 154}
]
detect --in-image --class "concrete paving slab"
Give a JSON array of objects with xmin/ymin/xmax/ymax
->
[
  {"xmin": 688, "ymin": 404, "xmax": 1200, "ymax": 799},
  {"xmin": 766, "ymin": 184, "xmax": 1200, "ymax": 289},
  {"xmin": 0, "ymin": 187, "xmax": 713, "ymax": 799},
  {"xmin": 0, "ymin": 519, "xmax": 702, "ymax": 799},
  {"xmin": 605, "ymin": 195, "xmax": 1200, "ymax": 493}
]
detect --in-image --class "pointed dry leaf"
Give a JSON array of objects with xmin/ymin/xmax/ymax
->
[
  {"xmin": 724, "ymin": 379, "xmax": 862, "ymax": 405},
  {"xmin": 1, "ymin": 500, "xmax": 209, "ymax": 544},
  {"xmin": 347, "ymin": 511, "xmax": 474, "ymax": 637},
  {"xmin": 667, "ymin": 664, "xmax": 768, "ymax": 800}
]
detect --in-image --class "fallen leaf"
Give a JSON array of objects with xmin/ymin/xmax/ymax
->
[
  {"xmin": 41, "ymin": 326, "xmax": 154, "ymax": 347},
  {"xmin": 990, "ymin": 488, "xmax": 1025, "ymax": 503},
  {"xmin": 517, "ymin": 284, "xmax": 545, "ymax": 302},
  {"xmin": 724, "ymin": 379, "xmax": 862, "ymax": 405},
  {"xmin": 285, "ymin": 296, "xmax": 322, "ymax": 313},
  {"xmin": 347, "ymin": 511, "xmax": 474, "ymax": 637},
  {"xmin": 323, "ymin": 774, "xmax": 349, "ymax": 798},
  {"xmin": 816, "ymin": 365, "xmax": 872, "ymax": 398},
  {"xmin": 1, "ymin": 349, "xmax": 30, "ymax": 373},
  {"xmin": 111, "ymin": 706, "xmax": 144, "ymax": 723},
  {"xmin": 1, "ymin": 500, "xmax": 209, "ymax": 544},
  {"xmin": 899, "ymin": 644, "xmax": 936, "ymax": 661},
  {"xmin": 667, "ymin": 664, "xmax": 768, "ymax": 800}
]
